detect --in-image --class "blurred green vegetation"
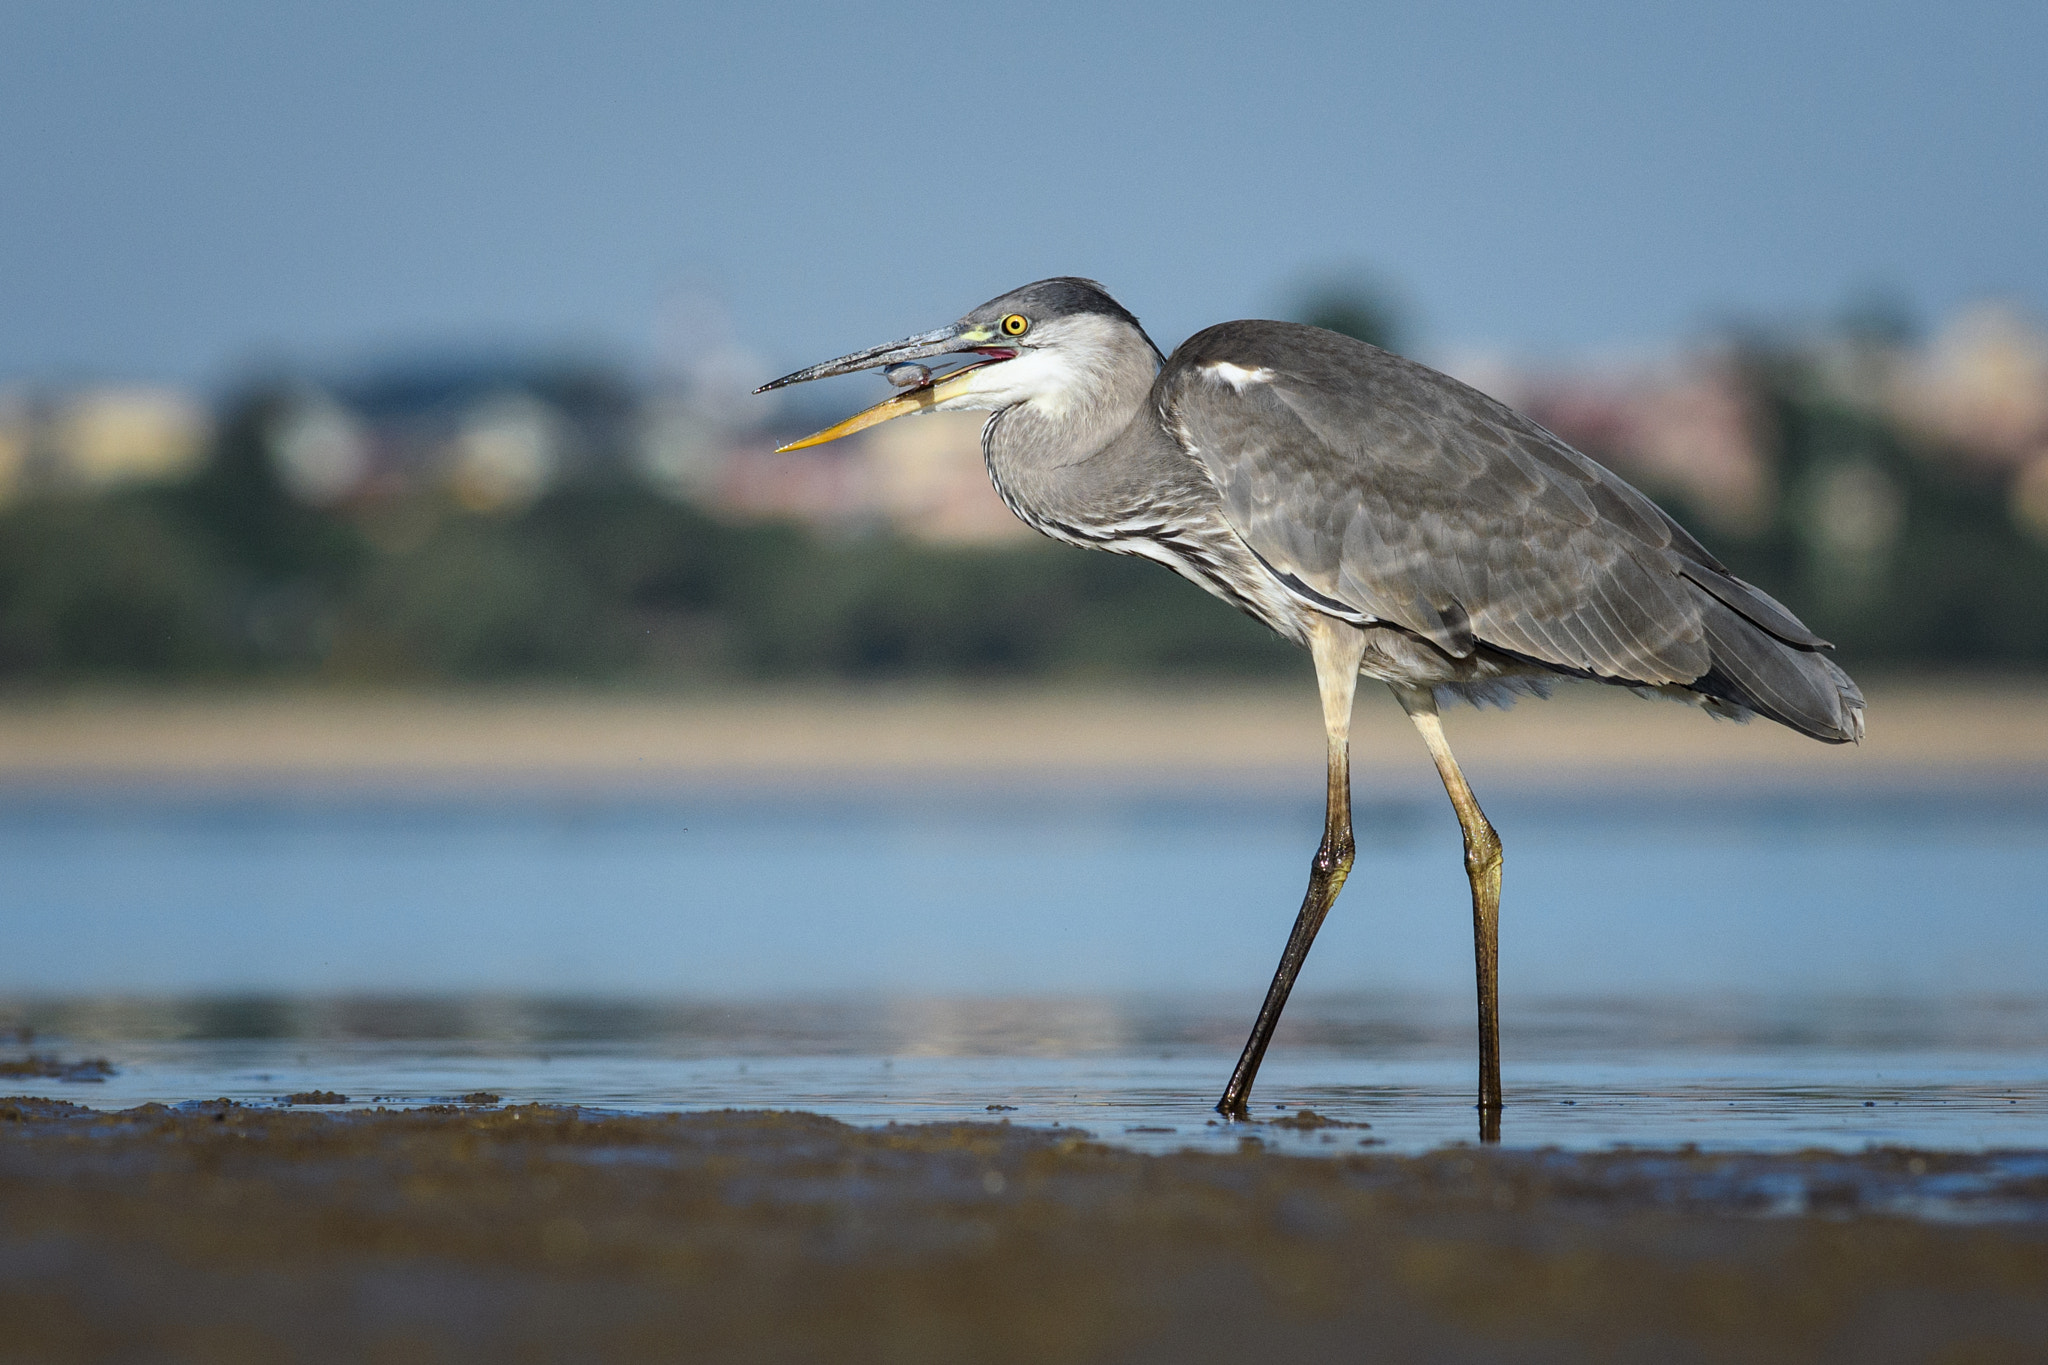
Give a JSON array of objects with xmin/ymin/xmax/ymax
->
[
  {"xmin": 3, "ymin": 358, "xmax": 2046, "ymax": 687},
  {"xmin": 0, "ymin": 387, "xmax": 1295, "ymax": 685}
]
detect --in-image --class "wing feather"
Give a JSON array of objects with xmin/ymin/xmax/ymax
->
[{"xmin": 1161, "ymin": 321, "xmax": 1771, "ymax": 687}]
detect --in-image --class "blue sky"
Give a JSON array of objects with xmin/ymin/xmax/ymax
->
[{"xmin": 2, "ymin": 1, "xmax": 2042, "ymax": 386}]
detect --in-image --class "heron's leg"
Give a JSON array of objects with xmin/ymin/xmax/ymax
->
[
  {"xmin": 1396, "ymin": 688, "xmax": 1504, "ymax": 1141},
  {"xmin": 1217, "ymin": 619, "xmax": 1367, "ymax": 1119}
]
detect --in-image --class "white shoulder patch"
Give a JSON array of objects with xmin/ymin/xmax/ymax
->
[{"xmin": 1204, "ymin": 361, "xmax": 1275, "ymax": 391}]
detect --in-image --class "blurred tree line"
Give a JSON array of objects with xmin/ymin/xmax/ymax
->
[
  {"xmin": 4, "ymin": 338, "xmax": 2047, "ymax": 687},
  {"xmin": 1670, "ymin": 351, "xmax": 2048, "ymax": 665},
  {"xmin": 0, "ymin": 387, "xmax": 1293, "ymax": 684}
]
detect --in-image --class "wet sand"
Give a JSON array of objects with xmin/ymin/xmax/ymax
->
[
  {"xmin": 4, "ymin": 1098, "xmax": 2045, "ymax": 1363},
  {"xmin": 0, "ymin": 675, "xmax": 2045, "ymax": 793}
]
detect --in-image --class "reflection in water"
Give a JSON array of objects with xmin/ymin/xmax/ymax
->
[{"xmin": 15, "ymin": 989, "xmax": 2048, "ymax": 1054}]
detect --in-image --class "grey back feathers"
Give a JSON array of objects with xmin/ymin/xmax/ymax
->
[{"xmin": 1155, "ymin": 322, "xmax": 1861, "ymax": 742}]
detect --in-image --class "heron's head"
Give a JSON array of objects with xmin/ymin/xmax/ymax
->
[{"xmin": 756, "ymin": 278, "xmax": 1160, "ymax": 451}]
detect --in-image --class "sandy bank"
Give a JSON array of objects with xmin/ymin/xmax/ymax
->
[{"xmin": 0, "ymin": 677, "xmax": 2044, "ymax": 792}]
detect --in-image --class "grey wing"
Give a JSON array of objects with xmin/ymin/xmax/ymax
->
[{"xmin": 1161, "ymin": 321, "xmax": 1824, "ymax": 688}]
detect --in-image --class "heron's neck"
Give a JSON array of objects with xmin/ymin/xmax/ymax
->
[
  {"xmin": 982, "ymin": 357, "xmax": 1209, "ymax": 537},
  {"xmin": 994, "ymin": 330, "xmax": 1156, "ymax": 456}
]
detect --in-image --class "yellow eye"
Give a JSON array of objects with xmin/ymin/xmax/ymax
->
[{"xmin": 1000, "ymin": 313, "xmax": 1030, "ymax": 337}]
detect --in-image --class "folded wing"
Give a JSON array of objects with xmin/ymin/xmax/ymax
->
[{"xmin": 1160, "ymin": 322, "xmax": 1861, "ymax": 741}]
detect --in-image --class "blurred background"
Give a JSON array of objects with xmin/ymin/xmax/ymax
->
[{"xmin": 3, "ymin": 2, "xmax": 2047, "ymax": 1051}]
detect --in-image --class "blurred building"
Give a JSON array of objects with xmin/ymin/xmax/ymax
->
[
  {"xmin": 1869, "ymin": 303, "xmax": 2048, "ymax": 541},
  {"xmin": 13, "ymin": 298, "xmax": 2044, "ymax": 547},
  {"xmin": 1883, "ymin": 303, "xmax": 2048, "ymax": 470},
  {"xmin": 1444, "ymin": 350, "xmax": 1772, "ymax": 533},
  {"xmin": 262, "ymin": 360, "xmax": 639, "ymax": 513},
  {"xmin": 0, "ymin": 386, "xmax": 211, "ymax": 503},
  {"xmin": 1445, "ymin": 299, "xmax": 2048, "ymax": 543},
  {"xmin": 243, "ymin": 348, "xmax": 1028, "ymax": 541}
]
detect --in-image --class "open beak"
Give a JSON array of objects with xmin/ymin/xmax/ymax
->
[{"xmin": 755, "ymin": 323, "xmax": 1013, "ymax": 452}]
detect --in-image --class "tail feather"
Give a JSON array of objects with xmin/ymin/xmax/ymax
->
[
  {"xmin": 1691, "ymin": 596, "xmax": 1864, "ymax": 743},
  {"xmin": 1678, "ymin": 562, "xmax": 1829, "ymax": 650}
]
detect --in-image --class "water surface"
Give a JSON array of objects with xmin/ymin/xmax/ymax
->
[
  {"xmin": 5, "ymin": 781, "xmax": 2045, "ymax": 1154},
  {"xmin": 9, "ymin": 993, "xmax": 2046, "ymax": 1158},
  {"xmin": 5, "ymin": 782, "xmax": 2045, "ymax": 997}
]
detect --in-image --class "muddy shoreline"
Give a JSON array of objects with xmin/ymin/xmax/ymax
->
[{"xmin": 4, "ymin": 1098, "xmax": 2045, "ymax": 1363}]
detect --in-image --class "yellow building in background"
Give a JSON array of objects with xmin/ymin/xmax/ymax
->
[{"xmin": 0, "ymin": 387, "xmax": 211, "ymax": 503}]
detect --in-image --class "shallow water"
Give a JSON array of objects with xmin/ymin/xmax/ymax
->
[
  {"xmin": 5, "ymin": 781, "xmax": 2046, "ymax": 1156},
  {"xmin": 10, "ymin": 994, "xmax": 2048, "ymax": 1159}
]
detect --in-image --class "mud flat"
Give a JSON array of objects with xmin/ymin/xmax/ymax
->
[{"xmin": 3, "ymin": 1098, "xmax": 2045, "ymax": 1363}]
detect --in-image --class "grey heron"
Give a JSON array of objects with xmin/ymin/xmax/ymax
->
[{"xmin": 757, "ymin": 278, "xmax": 1864, "ymax": 1137}]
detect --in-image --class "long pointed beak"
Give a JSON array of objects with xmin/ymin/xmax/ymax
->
[
  {"xmin": 755, "ymin": 326, "xmax": 966, "ymax": 393},
  {"xmin": 755, "ymin": 320, "xmax": 1008, "ymax": 453},
  {"xmin": 769, "ymin": 359, "xmax": 1004, "ymax": 452}
]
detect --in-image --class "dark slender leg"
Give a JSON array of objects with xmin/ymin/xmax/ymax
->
[
  {"xmin": 1218, "ymin": 621, "xmax": 1366, "ymax": 1119},
  {"xmin": 1398, "ymin": 688, "xmax": 1504, "ymax": 1142}
]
